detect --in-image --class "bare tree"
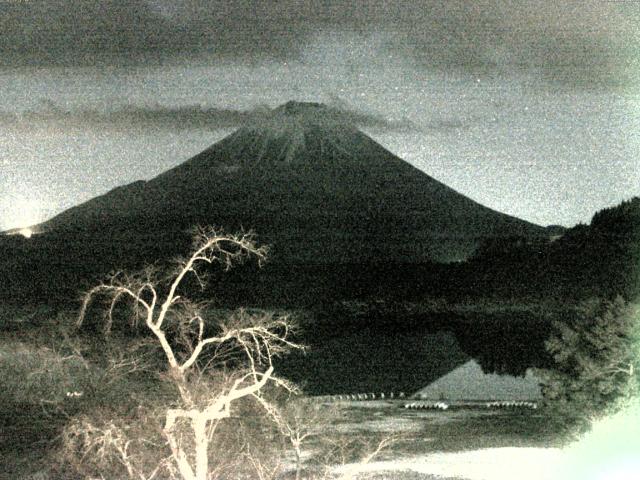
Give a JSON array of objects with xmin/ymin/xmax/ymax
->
[
  {"xmin": 253, "ymin": 397, "xmax": 402, "ymax": 480},
  {"xmin": 78, "ymin": 227, "xmax": 303, "ymax": 480},
  {"xmin": 253, "ymin": 398, "xmax": 336, "ymax": 480}
]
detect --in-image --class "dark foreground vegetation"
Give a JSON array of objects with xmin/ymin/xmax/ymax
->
[
  {"xmin": 0, "ymin": 300, "xmax": 573, "ymax": 479},
  {"xmin": 1, "ymin": 198, "xmax": 638, "ymax": 305},
  {"xmin": 0, "ymin": 198, "xmax": 638, "ymax": 478}
]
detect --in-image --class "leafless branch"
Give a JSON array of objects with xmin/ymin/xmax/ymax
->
[{"xmin": 75, "ymin": 227, "xmax": 301, "ymax": 480}]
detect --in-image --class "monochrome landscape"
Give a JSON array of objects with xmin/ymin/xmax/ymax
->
[{"xmin": 1, "ymin": 2, "xmax": 639, "ymax": 479}]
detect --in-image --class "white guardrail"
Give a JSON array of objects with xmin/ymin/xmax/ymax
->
[
  {"xmin": 404, "ymin": 401, "xmax": 537, "ymax": 410},
  {"xmin": 309, "ymin": 392, "xmax": 406, "ymax": 402},
  {"xmin": 307, "ymin": 394, "xmax": 538, "ymax": 410}
]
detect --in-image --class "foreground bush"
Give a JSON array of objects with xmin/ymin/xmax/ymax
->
[
  {"xmin": 536, "ymin": 296, "xmax": 640, "ymax": 429},
  {"xmin": 0, "ymin": 339, "xmax": 90, "ymax": 408}
]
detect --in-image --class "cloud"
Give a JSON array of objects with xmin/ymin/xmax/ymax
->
[
  {"xmin": 0, "ymin": 0, "xmax": 307, "ymax": 65},
  {"xmin": 1, "ymin": 1, "xmax": 637, "ymax": 88},
  {"xmin": 0, "ymin": 100, "xmax": 419, "ymax": 133}
]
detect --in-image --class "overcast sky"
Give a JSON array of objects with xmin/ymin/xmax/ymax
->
[{"xmin": 1, "ymin": 0, "xmax": 639, "ymax": 230}]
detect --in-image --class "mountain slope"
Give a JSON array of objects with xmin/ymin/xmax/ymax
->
[
  {"xmin": 38, "ymin": 101, "xmax": 545, "ymax": 265},
  {"xmin": 0, "ymin": 102, "xmax": 556, "ymax": 392}
]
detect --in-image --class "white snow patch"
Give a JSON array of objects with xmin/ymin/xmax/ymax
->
[{"xmin": 334, "ymin": 447, "xmax": 565, "ymax": 480}]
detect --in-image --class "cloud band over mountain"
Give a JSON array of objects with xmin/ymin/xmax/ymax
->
[{"xmin": 0, "ymin": 102, "xmax": 420, "ymax": 133}]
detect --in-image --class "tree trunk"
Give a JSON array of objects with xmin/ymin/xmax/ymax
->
[
  {"xmin": 193, "ymin": 417, "xmax": 209, "ymax": 480},
  {"xmin": 295, "ymin": 444, "xmax": 301, "ymax": 480}
]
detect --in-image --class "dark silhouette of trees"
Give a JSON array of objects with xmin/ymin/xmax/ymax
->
[{"xmin": 537, "ymin": 296, "xmax": 639, "ymax": 421}]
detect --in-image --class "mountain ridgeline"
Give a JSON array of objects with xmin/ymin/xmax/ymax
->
[
  {"xmin": 39, "ymin": 101, "xmax": 543, "ymax": 261},
  {"xmin": 2, "ymin": 101, "xmax": 549, "ymax": 303}
]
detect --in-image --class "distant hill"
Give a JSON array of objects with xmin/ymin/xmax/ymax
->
[{"xmin": 464, "ymin": 197, "xmax": 640, "ymax": 301}]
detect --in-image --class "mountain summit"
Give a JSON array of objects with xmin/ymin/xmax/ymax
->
[
  {"xmin": 188, "ymin": 100, "xmax": 386, "ymax": 167},
  {"xmin": 213, "ymin": 101, "xmax": 360, "ymax": 165},
  {"xmin": 37, "ymin": 101, "xmax": 544, "ymax": 265}
]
